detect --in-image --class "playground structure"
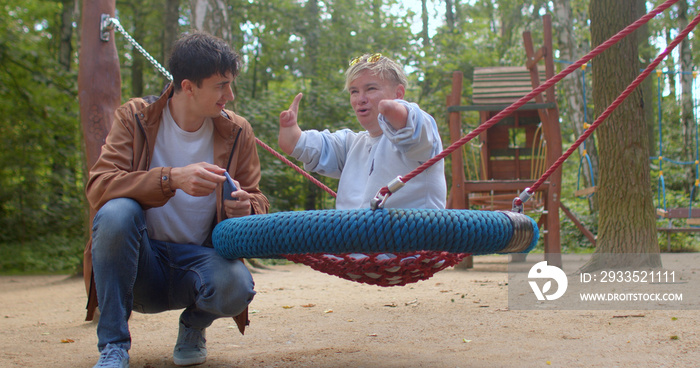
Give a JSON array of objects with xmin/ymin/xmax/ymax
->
[
  {"xmin": 446, "ymin": 15, "xmax": 563, "ymax": 268},
  {"xmin": 77, "ymin": 0, "xmax": 699, "ymax": 291}
]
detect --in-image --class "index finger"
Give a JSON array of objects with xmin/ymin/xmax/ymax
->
[{"xmin": 289, "ymin": 93, "xmax": 303, "ymax": 113}]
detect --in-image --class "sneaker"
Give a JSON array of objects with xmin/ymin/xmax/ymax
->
[
  {"xmin": 93, "ymin": 343, "xmax": 129, "ymax": 368},
  {"xmin": 173, "ymin": 320, "xmax": 207, "ymax": 366}
]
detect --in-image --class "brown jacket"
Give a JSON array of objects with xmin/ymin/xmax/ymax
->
[{"xmin": 83, "ymin": 83, "xmax": 269, "ymax": 334}]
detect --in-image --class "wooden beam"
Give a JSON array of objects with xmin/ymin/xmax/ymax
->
[
  {"xmin": 660, "ymin": 208, "xmax": 700, "ymax": 218},
  {"xmin": 525, "ymin": 46, "xmax": 547, "ymax": 69},
  {"xmin": 447, "ymin": 103, "xmax": 557, "ymax": 112},
  {"xmin": 657, "ymin": 227, "xmax": 700, "ymax": 233},
  {"xmin": 463, "ymin": 180, "xmax": 549, "ymax": 192},
  {"xmin": 559, "ymin": 202, "xmax": 596, "ymax": 247}
]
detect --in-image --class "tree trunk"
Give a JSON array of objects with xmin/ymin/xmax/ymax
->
[
  {"xmin": 304, "ymin": 0, "xmax": 321, "ymax": 210},
  {"xmin": 418, "ymin": 0, "xmax": 431, "ymax": 104},
  {"xmin": 581, "ymin": 0, "xmax": 661, "ymax": 272},
  {"xmin": 162, "ymin": 0, "xmax": 180, "ymax": 62},
  {"xmin": 190, "ymin": 0, "xmax": 231, "ymax": 41},
  {"xmin": 421, "ymin": 0, "xmax": 429, "ymax": 45},
  {"xmin": 58, "ymin": 0, "xmax": 75, "ymax": 70},
  {"xmin": 445, "ymin": 0, "xmax": 455, "ymax": 31},
  {"xmin": 678, "ymin": 0, "xmax": 696, "ymax": 198},
  {"xmin": 635, "ymin": 0, "xmax": 656, "ymax": 170},
  {"xmin": 130, "ymin": 5, "xmax": 145, "ymax": 97},
  {"xmin": 552, "ymin": 0, "xmax": 598, "ymax": 212}
]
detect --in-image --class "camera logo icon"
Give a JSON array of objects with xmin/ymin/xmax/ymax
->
[{"xmin": 528, "ymin": 261, "xmax": 568, "ymax": 301}]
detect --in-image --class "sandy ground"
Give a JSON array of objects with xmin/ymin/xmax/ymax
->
[{"xmin": 1, "ymin": 255, "xmax": 699, "ymax": 368}]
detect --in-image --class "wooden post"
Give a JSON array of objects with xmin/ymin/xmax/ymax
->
[
  {"xmin": 448, "ymin": 71, "xmax": 465, "ymax": 210},
  {"xmin": 541, "ymin": 14, "xmax": 562, "ymax": 268},
  {"xmin": 79, "ymin": 5, "xmax": 121, "ymax": 170},
  {"xmin": 523, "ymin": 14, "xmax": 563, "ymax": 268},
  {"xmin": 78, "ymin": 0, "xmax": 121, "ymax": 297}
]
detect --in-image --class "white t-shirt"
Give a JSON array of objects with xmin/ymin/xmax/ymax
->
[
  {"xmin": 291, "ymin": 99, "xmax": 446, "ymax": 210},
  {"xmin": 145, "ymin": 100, "xmax": 216, "ymax": 245}
]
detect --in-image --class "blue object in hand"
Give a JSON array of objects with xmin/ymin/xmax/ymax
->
[{"xmin": 223, "ymin": 172, "xmax": 238, "ymax": 201}]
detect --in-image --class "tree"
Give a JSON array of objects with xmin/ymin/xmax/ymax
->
[
  {"xmin": 678, "ymin": 0, "xmax": 696, "ymax": 198},
  {"xmin": 190, "ymin": 0, "xmax": 231, "ymax": 41},
  {"xmin": 581, "ymin": 0, "xmax": 661, "ymax": 272},
  {"xmin": 552, "ymin": 0, "xmax": 599, "ymax": 212}
]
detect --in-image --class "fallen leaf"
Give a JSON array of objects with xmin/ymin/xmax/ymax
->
[
  {"xmin": 462, "ymin": 338, "xmax": 472, "ymax": 343},
  {"xmin": 282, "ymin": 305, "xmax": 294, "ymax": 309},
  {"xmin": 301, "ymin": 304, "xmax": 316, "ymax": 308},
  {"xmin": 384, "ymin": 302, "xmax": 397, "ymax": 307},
  {"xmin": 368, "ymin": 333, "xmax": 378, "ymax": 337},
  {"xmin": 324, "ymin": 309, "xmax": 333, "ymax": 313},
  {"xmin": 61, "ymin": 338, "xmax": 75, "ymax": 343}
]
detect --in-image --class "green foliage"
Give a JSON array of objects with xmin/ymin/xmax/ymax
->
[{"xmin": 0, "ymin": 0, "xmax": 85, "ymax": 246}]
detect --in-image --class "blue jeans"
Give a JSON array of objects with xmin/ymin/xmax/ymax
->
[{"xmin": 91, "ymin": 198, "xmax": 255, "ymax": 351}]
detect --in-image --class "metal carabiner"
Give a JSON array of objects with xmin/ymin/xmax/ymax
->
[
  {"xmin": 370, "ymin": 176, "xmax": 406, "ymax": 210},
  {"xmin": 512, "ymin": 188, "xmax": 533, "ymax": 213}
]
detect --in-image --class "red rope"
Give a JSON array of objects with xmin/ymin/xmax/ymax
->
[
  {"xmin": 523, "ymin": 10, "xmax": 700, "ymax": 201},
  {"xmin": 255, "ymin": 137, "xmax": 337, "ymax": 198},
  {"xmin": 378, "ymin": 0, "xmax": 679, "ymax": 200},
  {"xmin": 284, "ymin": 251, "xmax": 468, "ymax": 287}
]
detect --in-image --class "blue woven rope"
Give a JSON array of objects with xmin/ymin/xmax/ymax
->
[{"xmin": 213, "ymin": 208, "xmax": 539, "ymax": 259}]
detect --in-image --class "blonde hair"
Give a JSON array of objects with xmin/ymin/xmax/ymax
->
[{"xmin": 344, "ymin": 54, "xmax": 408, "ymax": 91}]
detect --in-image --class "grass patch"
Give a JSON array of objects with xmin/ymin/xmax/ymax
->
[{"xmin": 0, "ymin": 234, "xmax": 85, "ymax": 275}]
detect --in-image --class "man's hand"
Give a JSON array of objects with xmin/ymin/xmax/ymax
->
[
  {"xmin": 278, "ymin": 93, "xmax": 304, "ymax": 155},
  {"xmin": 378, "ymin": 99, "xmax": 408, "ymax": 131},
  {"xmin": 170, "ymin": 162, "xmax": 225, "ymax": 196},
  {"xmin": 224, "ymin": 177, "xmax": 253, "ymax": 218}
]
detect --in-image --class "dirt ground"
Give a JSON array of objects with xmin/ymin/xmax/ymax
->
[{"xmin": 1, "ymin": 255, "xmax": 699, "ymax": 368}]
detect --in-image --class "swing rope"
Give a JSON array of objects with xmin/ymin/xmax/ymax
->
[
  {"xmin": 254, "ymin": 137, "xmax": 338, "ymax": 198},
  {"xmin": 372, "ymin": 0, "xmax": 680, "ymax": 209},
  {"xmin": 515, "ymin": 2, "xmax": 700, "ymax": 210}
]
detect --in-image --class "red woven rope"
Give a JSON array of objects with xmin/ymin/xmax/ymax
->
[
  {"xmin": 284, "ymin": 251, "xmax": 468, "ymax": 287},
  {"xmin": 378, "ymin": 0, "xmax": 680, "ymax": 200},
  {"xmin": 255, "ymin": 137, "xmax": 337, "ymax": 198}
]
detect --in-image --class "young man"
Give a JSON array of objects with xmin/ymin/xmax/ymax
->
[
  {"xmin": 278, "ymin": 53, "xmax": 446, "ymax": 210},
  {"xmin": 85, "ymin": 32, "xmax": 269, "ymax": 368}
]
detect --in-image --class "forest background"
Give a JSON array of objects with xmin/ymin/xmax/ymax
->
[{"xmin": 1, "ymin": 0, "xmax": 699, "ymax": 274}]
